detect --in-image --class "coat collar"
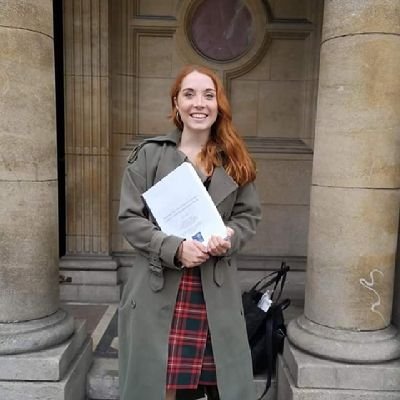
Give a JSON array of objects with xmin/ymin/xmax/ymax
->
[
  {"xmin": 165, "ymin": 128, "xmax": 181, "ymax": 144},
  {"xmin": 155, "ymin": 129, "xmax": 238, "ymax": 206}
]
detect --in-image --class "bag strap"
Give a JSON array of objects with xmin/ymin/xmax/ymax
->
[
  {"xmin": 257, "ymin": 298, "xmax": 291, "ymax": 400},
  {"xmin": 279, "ymin": 298, "xmax": 291, "ymax": 311},
  {"xmin": 257, "ymin": 307, "xmax": 275, "ymax": 400}
]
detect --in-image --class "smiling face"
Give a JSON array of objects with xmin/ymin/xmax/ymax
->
[{"xmin": 175, "ymin": 70, "xmax": 218, "ymax": 136}]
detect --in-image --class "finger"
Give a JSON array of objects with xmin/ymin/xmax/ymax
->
[
  {"xmin": 184, "ymin": 250, "xmax": 209, "ymax": 267},
  {"xmin": 187, "ymin": 257, "xmax": 208, "ymax": 268},
  {"xmin": 192, "ymin": 240, "xmax": 208, "ymax": 253},
  {"xmin": 207, "ymin": 236, "xmax": 220, "ymax": 252},
  {"xmin": 213, "ymin": 236, "xmax": 227, "ymax": 250},
  {"xmin": 226, "ymin": 227, "xmax": 234, "ymax": 239},
  {"xmin": 199, "ymin": 252, "xmax": 210, "ymax": 262},
  {"xmin": 184, "ymin": 242, "xmax": 206, "ymax": 258},
  {"xmin": 210, "ymin": 238, "xmax": 231, "ymax": 256},
  {"xmin": 224, "ymin": 240, "xmax": 231, "ymax": 250},
  {"xmin": 208, "ymin": 245, "xmax": 219, "ymax": 256}
]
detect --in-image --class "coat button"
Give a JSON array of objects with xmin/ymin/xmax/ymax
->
[{"xmin": 130, "ymin": 299, "xmax": 136, "ymax": 309}]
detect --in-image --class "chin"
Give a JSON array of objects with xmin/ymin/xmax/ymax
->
[{"xmin": 190, "ymin": 125, "xmax": 213, "ymax": 133}]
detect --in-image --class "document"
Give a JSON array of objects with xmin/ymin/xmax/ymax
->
[{"xmin": 142, "ymin": 162, "xmax": 227, "ymax": 243}]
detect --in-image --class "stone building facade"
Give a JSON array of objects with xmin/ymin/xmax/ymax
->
[{"xmin": 0, "ymin": 0, "xmax": 399, "ymax": 399}]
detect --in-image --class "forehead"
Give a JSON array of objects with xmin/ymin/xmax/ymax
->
[{"xmin": 180, "ymin": 71, "xmax": 216, "ymax": 91}]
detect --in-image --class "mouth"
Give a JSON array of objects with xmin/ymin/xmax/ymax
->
[{"xmin": 190, "ymin": 113, "xmax": 208, "ymax": 120}]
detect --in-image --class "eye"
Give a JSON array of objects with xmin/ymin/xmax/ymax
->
[
  {"xmin": 183, "ymin": 92, "xmax": 193, "ymax": 98},
  {"xmin": 205, "ymin": 93, "xmax": 215, "ymax": 100}
]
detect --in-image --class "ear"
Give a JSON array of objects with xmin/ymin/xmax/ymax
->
[{"xmin": 173, "ymin": 96, "xmax": 178, "ymax": 109}]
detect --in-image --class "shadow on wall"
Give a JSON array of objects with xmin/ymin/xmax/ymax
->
[{"xmin": 392, "ymin": 212, "xmax": 400, "ymax": 328}]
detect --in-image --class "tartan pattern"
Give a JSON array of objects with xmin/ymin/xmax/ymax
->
[{"xmin": 166, "ymin": 267, "xmax": 217, "ymax": 389}]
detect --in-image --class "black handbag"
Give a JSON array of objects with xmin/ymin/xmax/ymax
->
[{"xmin": 242, "ymin": 262, "xmax": 291, "ymax": 399}]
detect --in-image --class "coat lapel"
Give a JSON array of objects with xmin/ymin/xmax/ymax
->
[{"xmin": 208, "ymin": 166, "xmax": 238, "ymax": 207}]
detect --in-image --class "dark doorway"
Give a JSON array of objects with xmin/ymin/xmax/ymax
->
[{"xmin": 53, "ymin": 0, "xmax": 66, "ymax": 257}]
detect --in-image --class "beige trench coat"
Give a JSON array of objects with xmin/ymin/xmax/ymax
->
[{"xmin": 118, "ymin": 129, "xmax": 261, "ymax": 400}]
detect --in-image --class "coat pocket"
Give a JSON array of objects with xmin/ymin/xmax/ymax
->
[{"xmin": 119, "ymin": 290, "xmax": 136, "ymax": 312}]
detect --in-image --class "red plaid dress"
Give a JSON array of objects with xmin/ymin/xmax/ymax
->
[{"xmin": 166, "ymin": 266, "xmax": 217, "ymax": 389}]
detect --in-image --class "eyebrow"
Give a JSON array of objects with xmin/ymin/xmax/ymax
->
[{"xmin": 181, "ymin": 88, "xmax": 216, "ymax": 92}]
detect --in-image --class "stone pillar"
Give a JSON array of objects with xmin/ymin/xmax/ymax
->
[
  {"xmin": 278, "ymin": 1, "xmax": 400, "ymax": 399},
  {"xmin": 0, "ymin": 0, "xmax": 73, "ymax": 352},
  {"xmin": 60, "ymin": 0, "xmax": 119, "ymax": 303},
  {"xmin": 0, "ymin": 2, "xmax": 91, "ymax": 398}
]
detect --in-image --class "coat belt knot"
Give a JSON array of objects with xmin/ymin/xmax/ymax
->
[{"xmin": 213, "ymin": 257, "xmax": 231, "ymax": 287}]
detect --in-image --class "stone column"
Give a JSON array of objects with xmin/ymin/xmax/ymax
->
[
  {"xmin": 0, "ymin": 0, "xmax": 73, "ymax": 352},
  {"xmin": 278, "ymin": 1, "xmax": 400, "ymax": 399},
  {"xmin": 0, "ymin": 2, "xmax": 91, "ymax": 398}
]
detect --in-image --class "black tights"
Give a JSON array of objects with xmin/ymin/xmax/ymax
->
[
  {"xmin": 175, "ymin": 385, "xmax": 220, "ymax": 400},
  {"xmin": 204, "ymin": 385, "xmax": 220, "ymax": 400}
]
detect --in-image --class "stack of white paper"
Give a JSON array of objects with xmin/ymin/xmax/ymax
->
[{"xmin": 142, "ymin": 162, "xmax": 227, "ymax": 243}]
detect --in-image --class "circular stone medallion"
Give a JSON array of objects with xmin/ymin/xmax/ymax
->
[{"xmin": 190, "ymin": 0, "xmax": 254, "ymax": 62}]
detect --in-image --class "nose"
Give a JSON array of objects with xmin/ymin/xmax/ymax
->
[{"xmin": 194, "ymin": 94, "xmax": 204, "ymax": 107}]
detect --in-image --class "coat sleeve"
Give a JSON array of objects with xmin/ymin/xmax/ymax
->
[
  {"xmin": 225, "ymin": 181, "xmax": 262, "ymax": 256},
  {"xmin": 118, "ymin": 146, "xmax": 183, "ymax": 271}
]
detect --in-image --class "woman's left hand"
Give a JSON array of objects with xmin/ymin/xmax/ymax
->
[{"xmin": 207, "ymin": 235, "xmax": 231, "ymax": 257}]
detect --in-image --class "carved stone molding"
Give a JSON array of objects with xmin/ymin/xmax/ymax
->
[
  {"xmin": 129, "ymin": 23, "xmax": 177, "ymax": 134},
  {"xmin": 175, "ymin": 0, "xmax": 270, "ymax": 87},
  {"xmin": 262, "ymin": 0, "xmax": 313, "ymax": 24},
  {"xmin": 63, "ymin": 0, "xmax": 111, "ymax": 255},
  {"xmin": 123, "ymin": 134, "xmax": 313, "ymax": 155}
]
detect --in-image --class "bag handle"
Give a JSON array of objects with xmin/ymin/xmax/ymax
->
[
  {"xmin": 250, "ymin": 262, "xmax": 289, "ymax": 292},
  {"xmin": 271, "ymin": 263, "xmax": 290, "ymax": 303},
  {"xmin": 250, "ymin": 270, "xmax": 279, "ymax": 292},
  {"xmin": 252, "ymin": 262, "xmax": 290, "ymax": 302}
]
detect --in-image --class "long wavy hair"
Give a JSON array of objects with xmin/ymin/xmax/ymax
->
[{"xmin": 170, "ymin": 65, "xmax": 256, "ymax": 186}]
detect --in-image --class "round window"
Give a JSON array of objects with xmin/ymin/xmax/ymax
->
[{"xmin": 190, "ymin": 0, "xmax": 254, "ymax": 62}]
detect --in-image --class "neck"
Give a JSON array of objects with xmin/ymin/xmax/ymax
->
[{"xmin": 180, "ymin": 128, "xmax": 210, "ymax": 149}]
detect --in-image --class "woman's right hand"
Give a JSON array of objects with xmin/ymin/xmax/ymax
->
[{"xmin": 177, "ymin": 240, "xmax": 209, "ymax": 268}]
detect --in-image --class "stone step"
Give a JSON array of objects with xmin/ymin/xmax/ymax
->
[
  {"xmin": 59, "ymin": 257, "xmax": 120, "ymax": 303},
  {"xmin": 87, "ymin": 357, "xmax": 277, "ymax": 400},
  {"xmin": 60, "ymin": 283, "xmax": 121, "ymax": 303}
]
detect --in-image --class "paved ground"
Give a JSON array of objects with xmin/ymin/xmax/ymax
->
[{"xmin": 61, "ymin": 302, "xmax": 118, "ymax": 355}]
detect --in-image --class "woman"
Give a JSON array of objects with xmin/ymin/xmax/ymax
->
[{"xmin": 118, "ymin": 65, "xmax": 261, "ymax": 400}]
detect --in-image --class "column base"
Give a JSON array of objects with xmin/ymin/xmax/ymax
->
[
  {"xmin": 0, "ymin": 309, "xmax": 74, "ymax": 355},
  {"xmin": 288, "ymin": 315, "xmax": 400, "ymax": 363},
  {"xmin": 277, "ymin": 342, "xmax": 400, "ymax": 400},
  {"xmin": 60, "ymin": 256, "xmax": 120, "ymax": 303},
  {"xmin": 0, "ymin": 320, "xmax": 93, "ymax": 400}
]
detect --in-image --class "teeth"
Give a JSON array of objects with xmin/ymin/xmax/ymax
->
[{"xmin": 191, "ymin": 114, "xmax": 207, "ymax": 118}]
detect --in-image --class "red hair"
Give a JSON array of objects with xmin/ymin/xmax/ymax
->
[{"xmin": 170, "ymin": 65, "xmax": 256, "ymax": 186}]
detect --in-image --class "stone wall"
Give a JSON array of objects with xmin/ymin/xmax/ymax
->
[{"xmin": 109, "ymin": 0, "xmax": 323, "ymax": 286}]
